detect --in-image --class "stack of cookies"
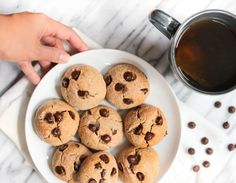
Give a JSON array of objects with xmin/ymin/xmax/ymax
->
[{"xmin": 33, "ymin": 63, "xmax": 168, "ymax": 183}]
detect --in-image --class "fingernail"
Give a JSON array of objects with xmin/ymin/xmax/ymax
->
[{"xmin": 60, "ymin": 53, "xmax": 70, "ymax": 63}]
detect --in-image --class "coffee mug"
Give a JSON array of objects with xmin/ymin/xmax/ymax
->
[{"xmin": 149, "ymin": 9, "xmax": 236, "ymax": 94}]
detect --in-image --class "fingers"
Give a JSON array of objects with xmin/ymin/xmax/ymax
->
[
  {"xmin": 20, "ymin": 62, "xmax": 40, "ymax": 85},
  {"xmin": 39, "ymin": 60, "xmax": 52, "ymax": 71},
  {"xmin": 42, "ymin": 36, "xmax": 64, "ymax": 50}
]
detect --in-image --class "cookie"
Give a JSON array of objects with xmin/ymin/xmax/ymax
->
[
  {"xmin": 51, "ymin": 141, "xmax": 92, "ymax": 182},
  {"xmin": 116, "ymin": 146, "xmax": 160, "ymax": 183},
  {"xmin": 76, "ymin": 151, "xmax": 118, "ymax": 183},
  {"xmin": 34, "ymin": 99, "xmax": 79, "ymax": 146},
  {"xmin": 61, "ymin": 65, "xmax": 106, "ymax": 110},
  {"xmin": 104, "ymin": 64, "xmax": 150, "ymax": 109},
  {"xmin": 78, "ymin": 105, "xmax": 123, "ymax": 150},
  {"xmin": 124, "ymin": 104, "xmax": 167, "ymax": 147}
]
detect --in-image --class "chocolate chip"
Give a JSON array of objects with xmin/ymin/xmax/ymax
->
[
  {"xmin": 155, "ymin": 116, "xmax": 163, "ymax": 125},
  {"xmin": 87, "ymin": 110, "xmax": 92, "ymax": 115},
  {"xmin": 104, "ymin": 75, "xmax": 112, "ymax": 86},
  {"xmin": 88, "ymin": 124, "xmax": 100, "ymax": 133},
  {"xmin": 101, "ymin": 134, "xmax": 111, "ymax": 144},
  {"xmin": 99, "ymin": 108, "xmax": 109, "ymax": 117},
  {"xmin": 99, "ymin": 179, "xmax": 105, "ymax": 183},
  {"xmin": 192, "ymin": 165, "xmax": 200, "ymax": 172},
  {"xmin": 124, "ymin": 71, "xmax": 136, "ymax": 81},
  {"xmin": 127, "ymin": 154, "xmax": 141, "ymax": 165},
  {"xmin": 187, "ymin": 147, "xmax": 195, "ymax": 155},
  {"xmin": 123, "ymin": 98, "xmax": 133, "ymax": 105},
  {"xmin": 228, "ymin": 106, "xmax": 235, "ymax": 113},
  {"xmin": 144, "ymin": 132, "xmax": 155, "ymax": 141},
  {"xmin": 99, "ymin": 154, "xmax": 109, "ymax": 164},
  {"xmin": 228, "ymin": 143, "xmax": 235, "ymax": 151},
  {"xmin": 206, "ymin": 147, "xmax": 213, "ymax": 155},
  {"xmin": 59, "ymin": 144, "xmax": 68, "ymax": 152},
  {"xmin": 201, "ymin": 137, "xmax": 209, "ymax": 145},
  {"xmin": 111, "ymin": 167, "xmax": 117, "ymax": 176},
  {"xmin": 214, "ymin": 101, "xmax": 222, "ymax": 108},
  {"xmin": 71, "ymin": 70, "xmax": 80, "ymax": 80},
  {"xmin": 115, "ymin": 83, "xmax": 125, "ymax": 91},
  {"xmin": 95, "ymin": 162, "xmax": 102, "ymax": 169},
  {"xmin": 44, "ymin": 113, "xmax": 54, "ymax": 123},
  {"xmin": 101, "ymin": 169, "xmax": 106, "ymax": 178},
  {"xmin": 62, "ymin": 78, "xmax": 69, "ymax": 88},
  {"xmin": 78, "ymin": 90, "xmax": 89, "ymax": 97},
  {"xmin": 74, "ymin": 162, "xmax": 80, "ymax": 172},
  {"xmin": 188, "ymin": 121, "xmax": 196, "ymax": 129},
  {"xmin": 223, "ymin": 121, "xmax": 230, "ymax": 129},
  {"xmin": 55, "ymin": 166, "xmax": 66, "ymax": 175},
  {"xmin": 68, "ymin": 111, "xmax": 75, "ymax": 120},
  {"xmin": 51, "ymin": 127, "xmax": 61, "ymax": 137},
  {"xmin": 54, "ymin": 112, "xmax": 63, "ymax": 122},
  {"xmin": 118, "ymin": 162, "xmax": 123, "ymax": 172},
  {"xmin": 111, "ymin": 129, "xmax": 117, "ymax": 135},
  {"xmin": 136, "ymin": 172, "xmax": 145, "ymax": 181},
  {"xmin": 88, "ymin": 178, "xmax": 97, "ymax": 183},
  {"xmin": 134, "ymin": 124, "xmax": 143, "ymax": 135},
  {"xmin": 140, "ymin": 88, "xmax": 148, "ymax": 94},
  {"xmin": 202, "ymin": 161, "xmax": 210, "ymax": 168}
]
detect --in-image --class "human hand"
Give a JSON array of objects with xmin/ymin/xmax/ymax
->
[{"xmin": 0, "ymin": 12, "xmax": 88, "ymax": 84}]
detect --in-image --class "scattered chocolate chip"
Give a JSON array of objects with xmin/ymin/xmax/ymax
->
[
  {"xmin": 155, "ymin": 116, "xmax": 163, "ymax": 125},
  {"xmin": 136, "ymin": 172, "xmax": 145, "ymax": 181},
  {"xmin": 118, "ymin": 162, "xmax": 123, "ymax": 172},
  {"xmin": 144, "ymin": 132, "xmax": 155, "ymax": 141},
  {"xmin": 165, "ymin": 131, "xmax": 168, "ymax": 136},
  {"xmin": 115, "ymin": 83, "xmax": 125, "ymax": 91},
  {"xmin": 101, "ymin": 169, "xmax": 106, "ymax": 178},
  {"xmin": 228, "ymin": 106, "xmax": 235, "ymax": 113},
  {"xmin": 140, "ymin": 88, "xmax": 148, "ymax": 94},
  {"xmin": 134, "ymin": 124, "xmax": 143, "ymax": 135},
  {"xmin": 99, "ymin": 108, "xmax": 109, "ymax": 117},
  {"xmin": 192, "ymin": 165, "xmax": 200, "ymax": 172},
  {"xmin": 55, "ymin": 166, "xmax": 66, "ymax": 175},
  {"xmin": 74, "ymin": 143, "xmax": 80, "ymax": 148},
  {"xmin": 222, "ymin": 121, "xmax": 230, "ymax": 129},
  {"xmin": 206, "ymin": 147, "xmax": 213, "ymax": 155},
  {"xmin": 78, "ymin": 90, "xmax": 89, "ymax": 97},
  {"xmin": 123, "ymin": 98, "xmax": 133, "ymax": 105},
  {"xmin": 88, "ymin": 178, "xmax": 97, "ymax": 183},
  {"xmin": 202, "ymin": 161, "xmax": 210, "ymax": 168},
  {"xmin": 59, "ymin": 144, "xmax": 68, "ymax": 152},
  {"xmin": 101, "ymin": 134, "xmax": 111, "ymax": 143},
  {"xmin": 188, "ymin": 147, "xmax": 195, "ymax": 155},
  {"xmin": 228, "ymin": 144, "xmax": 235, "ymax": 151},
  {"xmin": 127, "ymin": 154, "xmax": 141, "ymax": 165},
  {"xmin": 111, "ymin": 167, "xmax": 117, "ymax": 176},
  {"xmin": 104, "ymin": 75, "xmax": 112, "ymax": 86},
  {"xmin": 54, "ymin": 112, "xmax": 63, "ymax": 122},
  {"xmin": 111, "ymin": 129, "xmax": 117, "ymax": 135},
  {"xmin": 62, "ymin": 78, "xmax": 69, "ymax": 88},
  {"xmin": 99, "ymin": 154, "xmax": 109, "ymax": 164},
  {"xmin": 44, "ymin": 113, "xmax": 54, "ymax": 123},
  {"xmin": 188, "ymin": 121, "xmax": 196, "ymax": 129},
  {"xmin": 74, "ymin": 162, "xmax": 80, "ymax": 172},
  {"xmin": 95, "ymin": 162, "xmax": 102, "ymax": 169},
  {"xmin": 88, "ymin": 124, "xmax": 99, "ymax": 133},
  {"xmin": 214, "ymin": 101, "xmax": 222, "ymax": 108},
  {"xmin": 51, "ymin": 127, "xmax": 61, "ymax": 137},
  {"xmin": 124, "ymin": 71, "xmax": 136, "ymax": 81},
  {"xmin": 201, "ymin": 137, "xmax": 209, "ymax": 145},
  {"xmin": 99, "ymin": 179, "xmax": 105, "ymax": 183},
  {"xmin": 68, "ymin": 111, "xmax": 75, "ymax": 120},
  {"xmin": 87, "ymin": 110, "xmax": 92, "ymax": 115},
  {"xmin": 71, "ymin": 70, "xmax": 80, "ymax": 80}
]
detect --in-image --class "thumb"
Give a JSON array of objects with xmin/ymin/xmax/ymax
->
[{"xmin": 37, "ymin": 45, "xmax": 70, "ymax": 63}]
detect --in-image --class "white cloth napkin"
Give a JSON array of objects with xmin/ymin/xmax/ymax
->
[{"xmin": 0, "ymin": 29, "xmax": 234, "ymax": 183}]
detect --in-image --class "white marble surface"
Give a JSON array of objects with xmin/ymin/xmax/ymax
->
[{"xmin": 0, "ymin": 0, "xmax": 236, "ymax": 182}]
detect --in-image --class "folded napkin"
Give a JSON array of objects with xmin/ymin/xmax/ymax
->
[{"xmin": 0, "ymin": 29, "xmax": 233, "ymax": 183}]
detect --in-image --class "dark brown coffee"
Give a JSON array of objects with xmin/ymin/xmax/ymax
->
[{"xmin": 175, "ymin": 19, "xmax": 236, "ymax": 92}]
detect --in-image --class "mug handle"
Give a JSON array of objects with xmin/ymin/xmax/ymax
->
[{"xmin": 149, "ymin": 9, "xmax": 181, "ymax": 39}]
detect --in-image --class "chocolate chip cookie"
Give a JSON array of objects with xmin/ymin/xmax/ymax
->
[
  {"xmin": 78, "ymin": 105, "xmax": 123, "ymax": 150},
  {"xmin": 124, "ymin": 104, "xmax": 167, "ymax": 147},
  {"xmin": 34, "ymin": 99, "xmax": 80, "ymax": 146},
  {"xmin": 51, "ymin": 140, "xmax": 92, "ymax": 182},
  {"xmin": 104, "ymin": 64, "xmax": 150, "ymax": 109},
  {"xmin": 76, "ymin": 151, "xmax": 118, "ymax": 183},
  {"xmin": 117, "ymin": 146, "xmax": 160, "ymax": 183},
  {"xmin": 61, "ymin": 65, "xmax": 106, "ymax": 110}
]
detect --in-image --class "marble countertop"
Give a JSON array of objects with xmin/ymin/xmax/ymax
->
[{"xmin": 0, "ymin": 0, "xmax": 236, "ymax": 182}]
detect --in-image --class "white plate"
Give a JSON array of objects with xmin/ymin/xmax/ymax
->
[{"xmin": 25, "ymin": 49, "xmax": 182, "ymax": 183}]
